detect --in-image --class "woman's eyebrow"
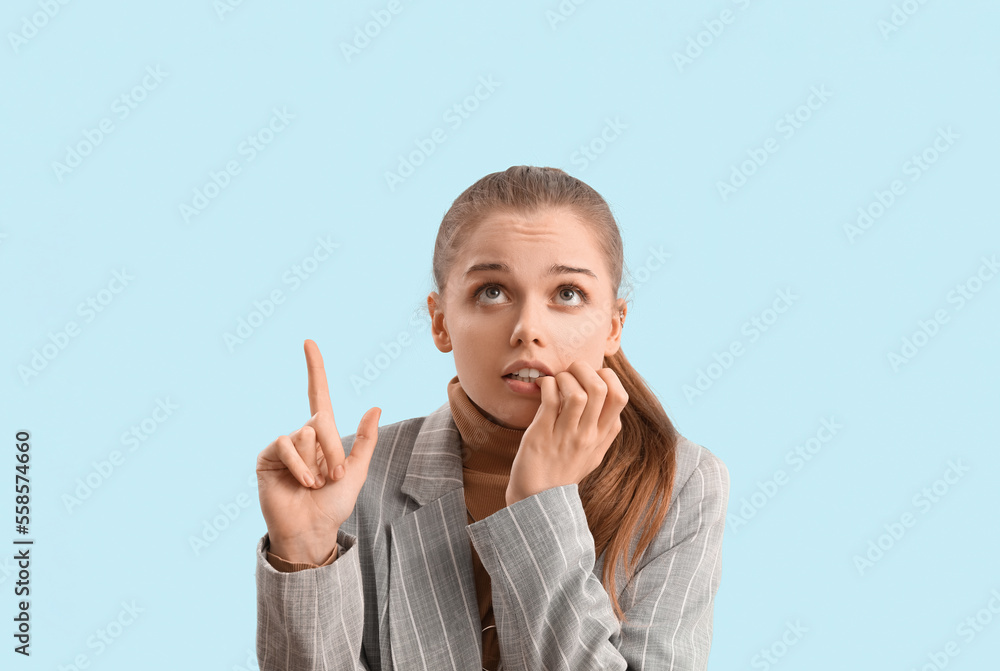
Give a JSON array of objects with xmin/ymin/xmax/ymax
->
[{"xmin": 464, "ymin": 262, "xmax": 597, "ymax": 279}]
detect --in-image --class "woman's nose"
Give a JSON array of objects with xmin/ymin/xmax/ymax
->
[{"xmin": 508, "ymin": 303, "xmax": 545, "ymax": 346}]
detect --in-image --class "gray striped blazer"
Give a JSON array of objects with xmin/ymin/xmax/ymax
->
[{"xmin": 255, "ymin": 399, "xmax": 730, "ymax": 670}]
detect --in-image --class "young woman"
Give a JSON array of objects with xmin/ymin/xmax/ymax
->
[{"xmin": 254, "ymin": 166, "xmax": 730, "ymax": 671}]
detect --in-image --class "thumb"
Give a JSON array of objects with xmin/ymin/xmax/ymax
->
[{"xmin": 348, "ymin": 407, "xmax": 381, "ymax": 473}]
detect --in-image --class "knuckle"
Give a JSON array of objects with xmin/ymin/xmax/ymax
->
[{"xmin": 275, "ymin": 435, "xmax": 295, "ymax": 457}]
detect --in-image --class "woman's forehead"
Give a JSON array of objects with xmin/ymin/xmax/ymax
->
[
  {"xmin": 460, "ymin": 212, "xmax": 599, "ymax": 255},
  {"xmin": 474, "ymin": 206, "xmax": 587, "ymax": 231}
]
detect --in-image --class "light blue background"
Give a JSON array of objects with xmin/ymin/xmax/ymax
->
[{"xmin": 2, "ymin": 0, "xmax": 998, "ymax": 669}]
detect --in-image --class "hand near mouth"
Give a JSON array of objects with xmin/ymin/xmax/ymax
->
[{"xmin": 505, "ymin": 360, "xmax": 628, "ymax": 506}]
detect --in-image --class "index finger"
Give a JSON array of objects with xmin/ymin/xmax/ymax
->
[
  {"xmin": 305, "ymin": 339, "xmax": 333, "ymax": 416},
  {"xmin": 569, "ymin": 361, "xmax": 609, "ymax": 431},
  {"xmin": 304, "ymin": 339, "xmax": 345, "ymax": 478}
]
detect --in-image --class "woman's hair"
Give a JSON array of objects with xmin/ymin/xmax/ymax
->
[{"xmin": 431, "ymin": 165, "xmax": 679, "ymax": 623}]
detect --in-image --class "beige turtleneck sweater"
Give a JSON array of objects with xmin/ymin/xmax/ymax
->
[{"xmin": 266, "ymin": 375, "xmax": 522, "ymax": 670}]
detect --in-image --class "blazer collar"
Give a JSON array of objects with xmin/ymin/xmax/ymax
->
[{"xmin": 400, "ymin": 400, "xmax": 465, "ymax": 505}]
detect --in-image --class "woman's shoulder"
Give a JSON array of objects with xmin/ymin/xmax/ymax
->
[
  {"xmin": 670, "ymin": 432, "xmax": 730, "ymax": 507},
  {"xmin": 626, "ymin": 433, "xmax": 730, "ymax": 569}
]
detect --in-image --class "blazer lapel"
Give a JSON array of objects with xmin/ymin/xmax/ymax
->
[{"xmin": 387, "ymin": 402, "xmax": 483, "ymax": 671}]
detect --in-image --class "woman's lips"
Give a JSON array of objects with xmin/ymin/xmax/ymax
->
[{"xmin": 503, "ymin": 375, "xmax": 541, "ymax": 394}]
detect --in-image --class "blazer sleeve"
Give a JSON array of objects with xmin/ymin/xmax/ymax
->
[
  {"xmin": 255, "ymin": 529, "xmax": 373, "ymax": 671},
  {"xmin": 466, "ymin": 448, "xmax": 730, "ymax": 671}
]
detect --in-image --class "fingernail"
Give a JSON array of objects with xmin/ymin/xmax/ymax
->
[{"xmin": 304, "ymin": 472, "xmax": 315, "ymax": 487}]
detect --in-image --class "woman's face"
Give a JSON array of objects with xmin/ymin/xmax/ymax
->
[{"xmin": 428, "ymin": 206, "xmax": 626, "ymax": 429}]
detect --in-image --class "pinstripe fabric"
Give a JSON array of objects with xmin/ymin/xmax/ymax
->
[{"xmin": 256, "ymin": 400, "xmax": 730, "ymax": 670}]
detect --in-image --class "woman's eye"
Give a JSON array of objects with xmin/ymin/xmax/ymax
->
[
  {"xmin": 558, "ymin": 287, "xmax": 583, "ymax": 305},
  {"xmin": 482, "ymin": 286, "xmax": 504, "ymax": 302},
  {"xmin": 475, "ymin": 284, "xmax": 506, "ymax": 304}
]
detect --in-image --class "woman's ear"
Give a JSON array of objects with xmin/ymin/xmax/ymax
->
[
  {"xmin": 427, "ymin": 292, "xmax": 453, "ymax": 353},
  {"xmin": 604, "ymin": 298, "xmax": 627, "ymax": 357}
]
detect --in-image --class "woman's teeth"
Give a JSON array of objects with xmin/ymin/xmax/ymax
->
[{"xmin": 506, "ymin": 368, "xmax": 546, "ymax": 383}]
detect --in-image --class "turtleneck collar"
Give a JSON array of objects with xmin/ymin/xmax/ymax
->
[{"xmin": 446, "ymin": 375, "xmax": 525, "ymax": 475}]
